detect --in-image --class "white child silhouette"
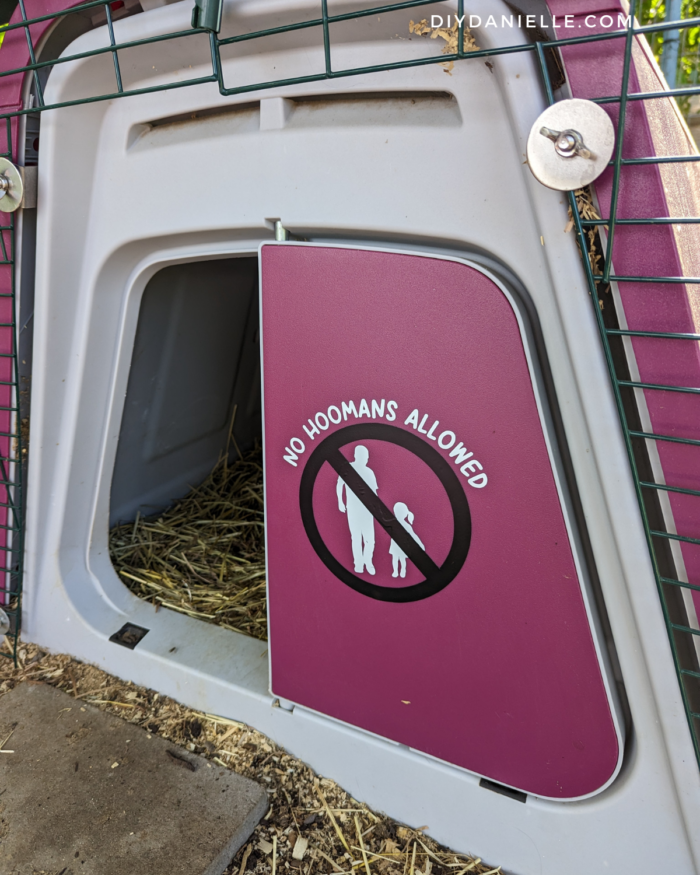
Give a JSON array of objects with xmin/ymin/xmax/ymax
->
[{"xmin": 389, "ymin": 502, "xmax": 425, "ymax": 578}]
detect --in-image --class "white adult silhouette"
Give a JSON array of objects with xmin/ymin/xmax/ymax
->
[
  {"xmin": 389, "ymin": 502, "xmax": 425, "ymax": 578},
  {"xmin": 337, "ymin": 445, "xmax": 378, "ymax": 575}
]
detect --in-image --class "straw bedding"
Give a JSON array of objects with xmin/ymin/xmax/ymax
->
[{"xmin": 109, "ymin": 445, "xmax": 268, "ymax": 641}]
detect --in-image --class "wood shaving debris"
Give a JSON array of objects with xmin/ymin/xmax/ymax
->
[
  {"xmin": 409, "ymin": 19, "xmax": 479, "ymax": 74},
  {"xmin": 568, "ymin": 187, "xmax": 608, "ymax": 280},
  {"xmin": 292, "ymin": 836, "xmax": 309, "ymax": 861},
  {"xmin": 239, "ymin": 843, "xmax": 254, "ymax": 875}
]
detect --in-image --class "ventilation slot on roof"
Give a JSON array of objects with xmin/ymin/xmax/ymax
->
[
  {"xmin": 128, "ymin": 102, "xmax": 261, "ymax": 151},
  {"xmin": 286, "ymin": 91, "xmax": 461, "ymax": 128}
]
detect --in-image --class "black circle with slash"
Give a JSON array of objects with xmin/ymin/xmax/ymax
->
[{"xmin": 299, "ymin": 423, "xmax": 471, "ymax": 602}]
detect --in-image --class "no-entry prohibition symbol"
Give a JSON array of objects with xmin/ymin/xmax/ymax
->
[{"xmin": 299, "ymin": 423, "xmax": 472, "ymax": 602}]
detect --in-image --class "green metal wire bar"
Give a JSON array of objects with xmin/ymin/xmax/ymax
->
[
  {"xmin": 322, "ymin": 0, "xmax": 331, "ymax": 78},
  {"xmin": 584, "ymin": 218, "xmax": 700, "ymax": 224},
  {"xmin": 0, "ymin": 468, "xmax": 21, "ymax": 504},
  {"xmin": 618, "ymin": 379, "xmax": 700, "ymax": 394},
  {"xmin": 622, "ymin": 155, "xmax": 700, "ymax": 165},
  {"xmin": 596, "ymin": 83, "xmax": 700, "ymax": 103},
  {"xmin": 651, "ymin": 530, "xmax": 700, "ymax": 547},
  {"xmin": 0, "ymin": 453, "xmax": 22, "ymax": 532},
  {"xmin": 0, "ymin": 498, "xmax": 21, "ymax": 537},
  {"xmin": 661, "ymin": 576, "xmax": 700, "ymax": 593},
  {"xmin": 104, "ymin": 1, "xmax": 124, "ymax": 95},
  {"xmin": 682, "ymin": 668, "xmax": 700, "ymax": 680},
  {"xmin": 594, "ymin": 275, "xmax": 700, "ymax": 282},
  {"xmin": 631, "ymin": 14, "xmax": 700, "ymax": 33},
  {"xmin": 17, "ymin": 0, "xmax": 44, "ymax": 106},
  {"xmin": 5, "ymin": 200, "xmax": 19, "ymax": 666},
  {"xmin": 536, "ymin": 41, "xmax": 555, "ymax": 104},
  {"xmin": 603, "ymin": 7, "xmax": 636, "ymax": 284},
  {"xmin": 606, "ymin": 328, "xmax": 700, "ymax": 340},
  {"xmin": 671, "ymin": 623, "xmax": 700, "ymax": 637},
  {"xmin": 629, "ymin": 430, "xmax": 700, "ymax": 447},
  {"xmin": 640, "ymin": 481, "xmax": 700, "ymax": 498}
]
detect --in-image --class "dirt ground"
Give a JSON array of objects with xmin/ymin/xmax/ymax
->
[{"xmin": 0, "ymin": 641, "xmax": 502, "ymax": 875}]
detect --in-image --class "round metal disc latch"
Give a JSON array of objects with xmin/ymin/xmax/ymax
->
[
  {"xmin": 0, "ymin": 607, "xmax": 10, "ymax": 637},
  {"xmin": 0, "ymin": 158, "xmax": 23, "ymax": 213},
  {"xmin": 526, "ymin": 99, "xmax": 615, "ymax": 191}
]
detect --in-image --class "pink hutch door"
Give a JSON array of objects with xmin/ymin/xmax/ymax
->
[{"xmin": 261, "ymin": 243, "xmax": 621, "ymax": 800}]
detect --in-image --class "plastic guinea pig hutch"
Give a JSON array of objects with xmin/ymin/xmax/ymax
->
[{"xmin": 0, "ymin": 0, "xmax": 696, "ymax": 871}]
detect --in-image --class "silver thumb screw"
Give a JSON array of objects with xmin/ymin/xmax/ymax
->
[{"xmin": 540, "ymin": 126, "xmax": 596, "ymax": 160}]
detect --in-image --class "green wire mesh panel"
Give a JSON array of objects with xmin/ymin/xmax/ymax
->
[
  {"xmin": 0, "ymin": 0, "xmax": 697, "ymax": 768},
  {"xmin": 0, "ymin": 116, "xmax": 20, "ymax": 664}
]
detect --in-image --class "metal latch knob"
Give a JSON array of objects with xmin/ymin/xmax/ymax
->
[
  {"xmin": 539, "ymin": 126, "xmax": 596, "ymax": 161},
  {"xmin": 0, "ymin": 158, "xmax": 24, "ymax": 213},
  {"xmin": 526, "ymin": 99, "xmax": 615, "ymax": 191}
]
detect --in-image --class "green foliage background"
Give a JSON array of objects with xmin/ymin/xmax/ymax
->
[{"xmin": 640, "ymin": 0, "xmax": 700, "ymax": 113}]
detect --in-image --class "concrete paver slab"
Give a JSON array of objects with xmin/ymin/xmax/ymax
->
[{"xmin": 0, "ymin": 682, "xmax": 268, "ymax": 875}]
